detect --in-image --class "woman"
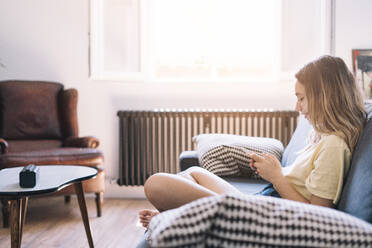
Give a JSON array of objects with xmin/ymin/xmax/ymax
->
[{"xmin": 139, "ymin": 55, "xmax": 366, "ymax": 228}]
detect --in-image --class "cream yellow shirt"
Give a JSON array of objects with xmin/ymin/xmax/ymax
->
[{"xmin": 283, "ymin": 134, "xmax": 351, "ymax": 204}]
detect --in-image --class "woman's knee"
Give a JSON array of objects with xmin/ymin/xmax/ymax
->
[
  {"xmin": 179, "ymin": 166, "xmax": 205, "ymax": 182},
  {"xmin": 144, "ymin": 173, "xmax": 185, "ymax": 211},
  {"xmin": 144, "ymin": 173, "xmax": 167, "ymax": 200},
  {"xmin": 185, "ymin": 166, "xmax": 211, "ymax": 178},
  {"xmin": 184, "ymin": 166, "xmax": 206, "ymax": 175}
]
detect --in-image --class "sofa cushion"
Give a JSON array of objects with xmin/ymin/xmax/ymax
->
[
  {"xmin": 193, "ymin": 134, "xmax": 284, "ymax": 178},
  {"xmin": 179, "ymin": 151, "xmax": 268, "ymax": 194},
  {"xmin": 281, "ymin": 115, "xmax": 312, "ymax": 166},
  {"xmin": 147, "ymin": 193, "xmax": 372, "ymax": 247},
  {"xmin": 337, "ymin": 113, "xmax": 372, "ymax": 223},
  {"xmin": 224, "ymin": 177, "xmax": 268, "ymax": 195}
]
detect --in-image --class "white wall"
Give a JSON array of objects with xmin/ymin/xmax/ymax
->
[
  {"xmin": 0, "ymin": 0, "xmax": 371, "ymax": 198},
  {"xmin": 334, "ymin": 0, "xmax": 372, "ymax": 65}
]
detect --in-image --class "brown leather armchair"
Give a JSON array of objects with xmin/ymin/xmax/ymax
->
[{"xmin": 0, "ymin": 80, "xmax": 104, "ymax": 228}]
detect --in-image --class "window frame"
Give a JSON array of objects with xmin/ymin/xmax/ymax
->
[{"xmin": 89, "ymin": 0, "xmax": 335, "ymax": 83}]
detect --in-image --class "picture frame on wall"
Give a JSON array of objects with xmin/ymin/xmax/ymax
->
[{"xmin": 352, "ymin": 49, "xmax": 372, "ymax": 99}]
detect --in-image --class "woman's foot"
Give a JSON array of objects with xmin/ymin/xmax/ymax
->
[{"xmin": 138, "ymin": 209, "xmax": 159, "ymax": 228}]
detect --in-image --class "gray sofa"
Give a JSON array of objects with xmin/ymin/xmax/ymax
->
[
  {"xmin": 178, "ymin": 114, "xmax": 312, "ymax": 196},
  {"xmin": 137, "ymin": 105, "xmax": 372, "ymax": 247}
]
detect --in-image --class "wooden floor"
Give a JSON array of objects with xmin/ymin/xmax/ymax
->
[{"xmin": 0, "ymin": 196, "xmax": 154, "ymax": 248}]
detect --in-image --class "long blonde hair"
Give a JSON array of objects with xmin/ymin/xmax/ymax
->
[{"xmin": 295, "ymin": 55, "xmax": 366, "ymax": 152}]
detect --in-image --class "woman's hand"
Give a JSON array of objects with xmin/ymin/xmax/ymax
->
[
  {"xmin": 139, "ymin": 209, "xmax": 159, "ymax": 228},
  {"xmin": 247, "ymin": 152, "xmax": 283, "ymax": 183}
]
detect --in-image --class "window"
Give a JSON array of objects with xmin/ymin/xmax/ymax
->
[
  {"xmin": 151, "ymin": 0, "xmax": 280, "ymax": 82},
  {"xmin": 90, "ymin": 0, "xmax": 333, "ymax": 82}
]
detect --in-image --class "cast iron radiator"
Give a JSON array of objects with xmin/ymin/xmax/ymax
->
[{"xmin": 117, "ymin": 109, "xmax": 299, "ymax": 186}]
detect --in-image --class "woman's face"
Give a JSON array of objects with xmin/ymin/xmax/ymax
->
[{"xmin": 295, "ymin": 81, "xmax": 309, "ymax": 120}]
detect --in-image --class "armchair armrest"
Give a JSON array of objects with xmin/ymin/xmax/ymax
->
[
  {"xmin": 63, "ymin": 136, "xmax": 100, "ymax": 148},
  {"xmin": 0, "ymin": 138, "xmax": 8, "ymax": 154}
]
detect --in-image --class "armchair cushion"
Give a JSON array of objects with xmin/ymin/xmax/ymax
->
[
  {"xmin": 0, "ymin": 81, "xmax": 63, "ymax": 139},
  {"xmin": 193, "ymin": 134, "xmax": 283, "ymax": 178},
  {"xmin": 6, "ymin": 140, "xmax": 63, "ymax": 153},
  {"xmin": 63, "ymin": 136, "xmax": 100, "ymax": 148},
  {"xmin": 147, "ymin": 194, "xmax": 372, "ymax": 248},
  {"xmin": 0, "ymin": 148, "xmax": 104, "ymax": 168}
]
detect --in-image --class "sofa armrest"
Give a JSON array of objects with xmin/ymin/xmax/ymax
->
[
  {"xmin": 0, "ymin": 138, "xmax": 8, "ymax": 154},
  {"xmin": 179, "ymin": 151, "xmax": 199, "ymax": 171},
  {"xmin": 63, "ymin": 136, "xmax": 100, "ymax": 148}
]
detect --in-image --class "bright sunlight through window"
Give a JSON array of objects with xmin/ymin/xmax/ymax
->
[
  {"xmin": 151, "ymin": 0, "xmax": 281, "ymax": 82},
  {"xmin": 91, "ymin": 0, "xmax": 328, "ymax": 82}
]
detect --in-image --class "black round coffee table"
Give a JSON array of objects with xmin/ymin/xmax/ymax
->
[{"xmin": 0, "ymin": 165, "xmax": 97, "ymax": 248}]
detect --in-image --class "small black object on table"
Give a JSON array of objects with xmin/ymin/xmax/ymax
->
[
  {"xmin": 0, "ymin": 165, "xmax": 97, "ymax": 248},
  {"xmin": 19, "ymin": 164, "xmax": 39, "ymax": 188}
]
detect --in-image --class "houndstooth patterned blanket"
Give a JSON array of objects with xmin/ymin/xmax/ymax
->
[
  {"xmin": 193, "ymin": 134, "xmax": 284, "ymax": 178},
  {"xmin": 147, "ymin": 194, "xmax": 372, "ymax": 247}
]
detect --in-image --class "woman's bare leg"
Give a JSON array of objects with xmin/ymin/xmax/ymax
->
[
  {"xmin": 139, "ymin": 166, "xmax": 240, "ymax": 227},
  {"xmin": 144, "ymin": 166, "xmax": 240, "ymax": 211}
]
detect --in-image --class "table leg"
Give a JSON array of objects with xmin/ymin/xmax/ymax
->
[
  {"xmin": 10, "ymin": 197, "xmax": 28, "ymax": 248},
  {"xmin": 1, "ymin": 198, "xmax": 10, "ymax": 228},
  {"xmin": 74, "ymin": 182, "xmax": 94, "ymax": 248},
  {"xmin": 20, "ymin": 198, "xmax": 28, "ymax": 244}
]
